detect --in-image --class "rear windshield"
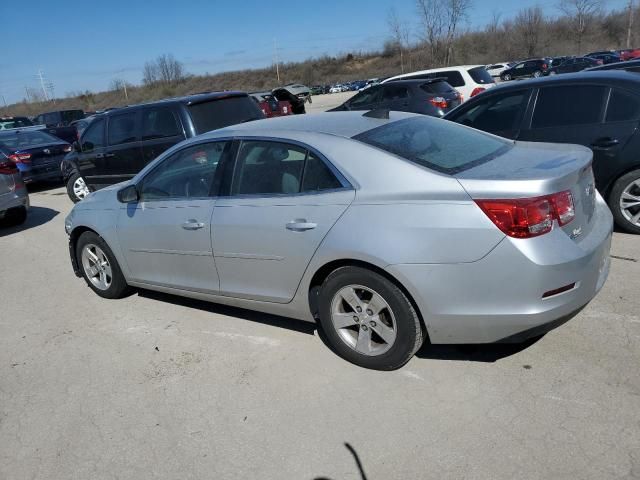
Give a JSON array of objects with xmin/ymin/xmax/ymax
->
[
  {"xmin": 61, "ymin": 110, "xmax": 85, "ymax": 124},
  {"xmin": 354, "ymin": 116, "xmax": 510, "ymax": 174},
  {"xmin": 188, "ymin": 96, "xmax": 264, "ymax": 134},
  {"xmin": 420, "ymin": 80, "xmax": 455, "ymax": 94},
  {"xmin": 467, "ymin": 66, "xmax": 495, "ymax": 85},
  {"xmin": 0, "ymin": 117, "xmax": 33, "ymax": 130},
  {"xmin": 0, "ymin": 130, "xmax": 61, "ymax": 149}
]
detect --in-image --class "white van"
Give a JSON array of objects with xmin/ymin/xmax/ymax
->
[{"xmin": 382, "ymin": 65, "xmax": 495, "ymax": 102}]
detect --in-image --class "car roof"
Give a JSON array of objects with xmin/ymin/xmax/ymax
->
[
  {"xmin": 203, "ymin": 111, "xmax": 417, "ymax": 140},
  {"xmin": 476, "ymin": 70, "xmax": 640, "ymax": 92}
]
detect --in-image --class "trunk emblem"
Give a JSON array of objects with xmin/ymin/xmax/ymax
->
[
  {"xmin": 570, "ymin": 226, "xmax": 583, "ymax": 239},
  {"xmin": 585, "ymin": 183, "xmax": 594, "ymax": 196},
  {"xmin": 43, "ymin": 149, "xmax": 50, "ymax": 154}
]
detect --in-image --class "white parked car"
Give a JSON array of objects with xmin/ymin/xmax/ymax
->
[
  {"xmin": 485, "ymin": 62, "xmax": 514, "ymax": 78},
  {"xmin": 329, "ymin": 85, "xmax": 343, "ymax": 94},
  {"xmin": 382, "ymin": 65, "xmax": 495, "ymax": 102}
]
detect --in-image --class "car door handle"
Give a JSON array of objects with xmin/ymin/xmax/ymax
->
[
  {"xmin": 591, "ymin": 137, "xmax": 619, "ymax": 149},
  {"xmin": 182, "ymin": 219, "xmax": 205, "ymax": 230},
  {"xmin": 95, "ymin": 153, "xmax": 115, "ymax": 159},
  {"xmin": 286, "ymin": 219, "xmax": 317, "ymax": 232}
]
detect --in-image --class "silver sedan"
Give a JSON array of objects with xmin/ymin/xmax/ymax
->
[
  {"xmin": 0, "ymin": 154, "xmax": 29, "ymax": 225},
  {"xmin": 65, "ymin": 112, "xmax": 613, "ymax": 370}
]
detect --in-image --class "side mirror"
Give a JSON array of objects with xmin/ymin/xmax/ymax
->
[
  {"xmin": 117, "ymin": 184, "xmax": 139, "ymax": 203},
  {"xmin": 73, "ymin": 141, "xmax": 80, "ymax": 152}
]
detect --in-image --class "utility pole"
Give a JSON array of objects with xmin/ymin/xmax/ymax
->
[
  {"xmin": 37, "ymin": 69, "xmax": 49, "ymax": 101},
  {"xmin": 273, "ymin": 38, "xmax": 281, "ymax": 84},
  {"xmin": 1, "ymin": 95, "xmax": 7, "ymax": 107},
  {"xmin": 627, "ymin": 0, "xmax": 635, "ymax": 49},
  {"xmin": 123, "ymin": 82, "xmax": 128, "ymax": 101},
  {"xmin": 24, "ymin": 86, "xmax": 31, "ymax": 103}
]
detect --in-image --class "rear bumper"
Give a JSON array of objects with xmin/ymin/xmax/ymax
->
[
  {"xmin": 386, "ymin": 195, "xmax": 613, "ymax": 344},
  {"xmin": 0, "ymin": 187, "xmax": 29, "ymax": 216},
  {"xmin": 18, "ymin": 163, "xmax": 64, "ymax": 183}
]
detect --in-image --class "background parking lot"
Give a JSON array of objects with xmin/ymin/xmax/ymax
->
[{"xmin": 2, "ymin": 185, "xmax": 640, "ymax": 478}]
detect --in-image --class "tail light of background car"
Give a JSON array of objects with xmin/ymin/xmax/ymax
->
[
  {"xmin": 470, "ymin": 87, "xmax": 485, "ymax": 97},
  {"xmin": 429, "ymin": 96, "xmax": 449, "ymax": 109},
  {"xmin": 542, "ymin": 63, "xmax": 548, "ymax": 69},
  {"xmin": 0, "ymin": 159, "xmax": 20, "ymax": 175},
  {"xmin": 475, "ymin": 190, "xmax": 575, "ymax": 238},
  {"xmin": 8, "ymin": 153, "xmax": 31, "ymax": 164}
]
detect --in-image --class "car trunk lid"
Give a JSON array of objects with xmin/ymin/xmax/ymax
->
[{"xmin": 455, "ymin": 141, "xmax": 597, "ymax": 241}]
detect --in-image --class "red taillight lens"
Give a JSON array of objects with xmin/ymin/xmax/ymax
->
[
  {"xmin": 8, "ymin": 153, "xmax": 31, "ymax": 164},
  {"xmin": 0, "ymin": 160, "xmax": 19, "ymax": 175},
  {"xmin": 429, "ymin": 96, "xmax": 448, "ymax": 109},
  {"xmin": 542, "ymin": 63, "xmax": 548, "ymax": 69},
  {"xmin": 470, "ymin": 87, "xmax": 485, "ymax": 97},
  {"xmin": 475, "ymin": 191, "xmax": 575, "ymax": 238}
]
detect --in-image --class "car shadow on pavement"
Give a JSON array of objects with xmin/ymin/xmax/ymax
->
[
  {"xmin": 26, "ymin": 180, "xmax": 64, "ymax": 194},
  {"xmin": 137, "ymin": 290, "xmax": 317, "ymax": 335},
  {"xmin": 0, "ymin": 206, "xmax": 59, "ymax": 237},
  {"xmin": 415, "ymin": 335, "xmax": 543, "ymax": 363}
]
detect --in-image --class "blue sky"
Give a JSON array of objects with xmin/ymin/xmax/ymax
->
[{"xmin": 1, "ymin": 0, "xmax": 630, "ymax": 104}]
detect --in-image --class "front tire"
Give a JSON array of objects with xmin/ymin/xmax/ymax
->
[
  {"xmin": 317, "ymin": 266, "xmax": 424, "ymax": 370},
  {"xmin": 66, "ymin": 172, "xmax": 90, "ymax": 203},
  {"xmin": 76, "ymin": 231, "xmax": 132, "ymax": 298},
  {"xmin": 609, "ymin": 169, "xmax": 640, "ymax": 234}
]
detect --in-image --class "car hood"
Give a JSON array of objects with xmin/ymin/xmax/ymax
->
[{"xmin": 73, "ymin": 181, "xmax": 129, "ymax": 210}]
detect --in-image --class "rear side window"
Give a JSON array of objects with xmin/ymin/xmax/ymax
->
[
  {"xmin": 108, "ymin": 112, "xmax": 139, "ymax": 145},
  {"xmin": 437, "ymin": 71, "xmax": 464, "ymax": 87},
  {"xmin": 420, "ymin": 81, "xmax": 454, "ymax": 94},
  {"xmin": 467, "ymin": 66, "xmax": 495, "ymax": 85},
  {"xmin": 142, "ymin": 108, "xmax": 182, "ymax": 140},
  {"xmin": 606, "ymin": 89, "xmax": 640, "ymax": 122},
  {"xmin": 532, "ymin": 86, "xmax": 606, "ymax": 128},
  {"xmin": 301, "ymin": 153, "xmax": 342, "ymax": 192},
  {"xmin": 354, "ymin": 116, "xmax": 510, "ymax": 174},
  {"xmin": 188, "ymin": 96, "xmax": 264, "ymax": 135}
]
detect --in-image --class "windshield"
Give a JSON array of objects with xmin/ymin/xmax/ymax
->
[
  {"xmin": 467, "ymin": 66, "xmax": 495, "ymax": 85},
  {"xmin": 354, "ymin": 116, "xmax": 511, "ymax": 174},
  {"xmin": 188, "ymin": 96, "xmax": 264, "ymax": 134},
  {"xmin": 0, "ymin": 130, "xmax": 62, "ymax": 149}
]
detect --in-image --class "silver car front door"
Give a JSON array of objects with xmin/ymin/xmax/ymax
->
[
  {"xmin": 212, "ymin": 140, "xmax": 354, "ymax": 303},
  {"xmin": 116, "ymin": 141, "xmax": 230, "ymax": 292}
]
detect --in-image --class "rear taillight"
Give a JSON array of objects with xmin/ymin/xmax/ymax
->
[
  {"xmin": 475, "ymin": 190, "xmax": 575, "ymax": 238},
  {"xmin": 542, "ymin": 63, "xmax": 548, "ymax": 69},
  {"xmin": 470, "ymin": 87, "xmax": 485, "ymax": 97},
  {"xmin": 429, "ymin": 96, "xmax": 449, "ymax": 109},
  {"xmin": 8, "ymin": 153, "xmax": 31, "ymax": 164},
  {"xmin": 63, "ymin": 145, "xmax": 72, "ymax": 153},
  {"xmin": 0, "ymin": 160, "xmax": 19, "ymax": 175}
]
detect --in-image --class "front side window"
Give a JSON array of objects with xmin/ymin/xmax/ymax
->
[
  {"xmin": 382, "ymin": 85, "xmax": 410, "ymax": 100},
  {"xmin": 81, "ymin": 118, "xmax": 105, "ymax": 152},
  {"xmin": 450, "ymin": 90, "xmax": 529, "ymax": 135},
  {"xmin": 140, "ymin": 141, "xmax": 228, "ymax": 200},
  {"xmin": 532, "ymin": 85, "xmax": 606, "ymax": 128},
  {"xmin": 108, "ymin": 112, "xmax": 139, "ymax": 146},
  {"xmin": 142, "ymin": 108, "xmax": 181, "ymax": 140},
  {"xmin": 348, "ymin": 87, "xmax": 383, "ymax": 108}
]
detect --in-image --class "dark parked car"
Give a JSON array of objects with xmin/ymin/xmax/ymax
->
[
  {"xmin": 328, "ymin": 79, "xmax": 461, "ymax": 117},
  {"xmin": 33, "ymin": 109, "xmax": 85, "ymax": 144},
  {"xmin": 0, "ymin": 116, "xmax": 34, "ymax": 130},
  {"xmin": 587, "ymin": 52, "xmax": 621, "ymax": 64},
  {"xmin": 444, "ymin": 71, "xmax": 640, "ymax": 233},
  {"xmin": 548, "ymin": 56, "xmax": 601, "ymax": 75},
  {"xmin": 586, "ymin": 59, "xmax": 640, "ymax": 73},
  {"xmin": 500, "ymin": 59, "xmax": 550, "ymax": 80},
  {"xmin": 61, "ymin": 92, "xmax": 264, "ymax": 202},
  {"xmin": 550, "ymin": 56, "xmax": 570, "ymax": 67},
  {"xmin": 0, "ymin": 129, "xmax": 71, "ymax": 184}
]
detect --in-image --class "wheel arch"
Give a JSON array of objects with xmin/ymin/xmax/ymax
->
[
  {"xmin": 602, "ymin": 164, "xmax": 640, "ymax": 199},
  {"xmin": 307, "ymin": 259, "xmax": 428, "ymax": 339}
]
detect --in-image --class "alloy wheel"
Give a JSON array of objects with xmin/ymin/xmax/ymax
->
[
  {"xmin": 81, "ymin": 243, "xmax": 113, "ymax": 291},
  {"xmin": 620, "ymin": 179, "xmax": 640, "ymax": 227},
  {"xmin": 330, "ymin": 285, "xmax": 397, "ymax": 356},
  {"xmin": 73, "ymin": 177, "xmax": 90, "ymax": 200}
]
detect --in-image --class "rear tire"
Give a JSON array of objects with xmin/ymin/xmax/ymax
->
[
  {"xmin": 76, "ymin": 231, "xmax": 132, "ymax": 299},
  {"xmin": 66, "ymin": 172, "xmax": 90, "ymax": 203},
  {"xmin": 608, "ymin": 169, "xmax": 640, "ymax": 234},
  {"xmin": 317, "ymin": 266, "xmax": 424, "ymax": 370}
]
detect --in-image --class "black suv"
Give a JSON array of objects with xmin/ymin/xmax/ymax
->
[
  {"xmin": 500, "ymin": 59, "xmax": 550, "ymax": 81},
  {"xmin": 444, "ymin": 71, "xmax": 640, "ymax": 234},
  {"xmin": 328, "ymin": 79, "xmax": 461, "ymax": 117},
  {"xmin": 62, "ymin": 92, "xmax": 264, "ymax": 202}
]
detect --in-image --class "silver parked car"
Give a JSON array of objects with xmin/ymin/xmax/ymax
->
[
  {"xmin": 65, "ymin": 112, "xmax": 612, "ymax": 370},
  {"xmin": 0, "ymin": 152, "xmax": 29, "ymax": 225}
]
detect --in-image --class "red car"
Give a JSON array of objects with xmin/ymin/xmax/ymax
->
[
  {"xmin": 620, "ymin": 48, "xmax": 640, "ymax": 61},
  {"xmin": 250, "ymin": 93, "xmax": 293, "ymax": 118}
]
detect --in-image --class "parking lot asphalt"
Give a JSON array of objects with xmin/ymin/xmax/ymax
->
[{"xmin": 1, "ymin": 101, "xmax": 640, "ymax": 479}]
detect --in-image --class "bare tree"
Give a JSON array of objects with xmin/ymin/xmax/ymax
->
[
  {"xmin": 559, "ymin": 0, "xmax": 604, "ymax": 50},
  {"xmin": 514, "ymin": 6, "xmax": 544, "ymax": 57},
  {"xmin": 142, "ymin": 54, "xmax": 185, "ymax": 85},
  {"xmin": 416, "ymin": 0, "xmax": 445, "ymax": 64},
  {"xmin": 442, "ymin": 0, "xmax": 473, "ymax": 65},
  {"xmin": 387, "ymin": 8, "xmax": 411, "ymax": 73}
]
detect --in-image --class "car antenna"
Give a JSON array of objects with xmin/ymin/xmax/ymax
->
[{"xmin": 362, "ymin": 109, "xmax": 390, "ymax": 119}]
